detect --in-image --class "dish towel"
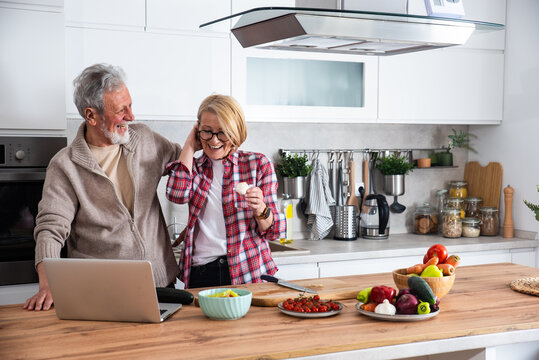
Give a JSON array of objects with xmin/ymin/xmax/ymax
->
[{"xmin": 305, "ymin": 159, "xmax": 336, "ymax": 240}]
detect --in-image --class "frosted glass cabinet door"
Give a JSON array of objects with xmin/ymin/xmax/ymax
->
[{"xmin": 231, "ymin": 45, "xmax": 378, "ymax": 123}]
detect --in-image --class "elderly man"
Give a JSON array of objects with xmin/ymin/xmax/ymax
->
[{"xmin": 24, "ymin": 63, "xmax": 182, "ymax": 310}]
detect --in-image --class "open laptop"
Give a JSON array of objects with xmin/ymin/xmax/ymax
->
[{"xmin": 43, "ymin": 258, "xmax": 182, "ymax": 323}]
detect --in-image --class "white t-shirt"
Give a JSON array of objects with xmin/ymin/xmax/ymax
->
[{"xmin": 192, "ymin": 159, "xmax": 227, "ymax": 266}]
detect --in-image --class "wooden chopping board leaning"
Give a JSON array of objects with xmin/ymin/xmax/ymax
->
[{"xmin": 464, "ymin": 161, "xmax": 503, "ymax": 208}]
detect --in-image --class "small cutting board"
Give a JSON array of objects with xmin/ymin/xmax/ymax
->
[{"xmin": 464, "ymin": 161, "xmax": 503, "ymax": 208}]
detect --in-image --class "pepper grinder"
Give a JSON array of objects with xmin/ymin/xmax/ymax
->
[{"xmin": 503, "ymin": 185, "xmax": 514, "ymax": 238}]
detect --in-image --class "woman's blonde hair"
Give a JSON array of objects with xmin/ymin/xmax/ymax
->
[{"xmin": 197, "ymin": 94, "xmax": 247, "ymax": 148}]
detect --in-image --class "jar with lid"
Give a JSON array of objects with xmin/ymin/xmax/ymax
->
[
  {"xmin": 442, "ymin": 209, "xmax": 462, "ymax": 238},
  {"xmin": 414, "ymin": 203, "xmax": 438, "ymax": 235},
  {"xmin": 449, "ymin": 181, "xmax": 468, "ymax": 198},
  {"xmin": 464, "ymin": 197, "xmax": 483, "ymax": 218},
  {"xmin": 445, "ymin": 197, "xmax": 465, "ymax": 218},
  {"xmin": 480, "ymin": 207, "xmax": 499, "ymax": 236},
  {"xmin": 435, "ymin": 189, "xmax": 448, "ymax": 234},
  {"xmin": 462, "ymin": 217, "xmax": 481, "ymax": 238}
]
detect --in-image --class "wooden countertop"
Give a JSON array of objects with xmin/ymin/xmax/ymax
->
[{"xmin": 1, "ymin": 263, "xmax": 538, "ymax": 360}]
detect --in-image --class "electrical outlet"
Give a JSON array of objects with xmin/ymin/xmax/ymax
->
[{"xmin": 355, "ymin": 182, "xmax": 365, "ymax": 196}]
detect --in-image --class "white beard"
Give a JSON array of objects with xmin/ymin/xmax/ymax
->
[{"xmin": 101, "ymin": 123, "xmax": 130, "ymax": 145}]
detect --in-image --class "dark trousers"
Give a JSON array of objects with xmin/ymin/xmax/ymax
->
[{"xmin": 189, "ymin": 256, "xmax": 232, "ymax": 288}]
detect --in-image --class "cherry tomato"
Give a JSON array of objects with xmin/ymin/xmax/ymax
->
[{"xmin": 424, "ymin": 244, "xmax": 448, "ymax": 264}]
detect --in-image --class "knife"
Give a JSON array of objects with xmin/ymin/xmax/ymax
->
[{"xmin": 261, "ymin": 274, "xmax": 317, "ymax": 294}]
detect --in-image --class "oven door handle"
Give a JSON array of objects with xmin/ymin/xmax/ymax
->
[{"xmin": 0, "ymin": 170, "xmax": 46, "ymax": 181}]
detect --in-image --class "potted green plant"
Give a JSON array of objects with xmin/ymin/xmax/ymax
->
[
  {"xmin": 376, "ymin": 153, "xmax": 414, "ymax": 213},
  {"xmin": 524, "ymin": 185, "xmax": 539, "ymax": 221},
  {"xmin": 276, "ymin": 153, "xmax": 314, "ymax": 199},
  {"xmin": 437, "ymin": 129, "xmax": 478, "ymax": 166}
]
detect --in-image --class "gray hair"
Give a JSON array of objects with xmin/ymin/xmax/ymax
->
[{"xmin": 73, "ymin": 63, "xmax": 126, "ymax": 118}]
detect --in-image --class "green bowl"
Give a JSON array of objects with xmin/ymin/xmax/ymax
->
[{"xmin": 198, "ymin": 288, "xmax": 252, "ymax": 320}]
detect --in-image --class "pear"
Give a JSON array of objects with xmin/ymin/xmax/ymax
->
[{"xmin": 421, "ymin": 264, "xmax": 443, "ymax": 278}]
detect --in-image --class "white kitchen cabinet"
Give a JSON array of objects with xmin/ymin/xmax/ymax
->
[
  {"xmin": 378, "ymin": 49, "xmax": 504, "ymax": 124},
  {"xmin": 146, "ymin": 0, "xmax": 230, "ymax": 34},
  {"xmin": 0, "ymin": 2, "xmax": 65, "ymax": 131},
  {"xmin": 231, "ymin": 44, "xmax": 379, "ymax": 123},
  {"xmin": 275, "ymin": 263, "xmax": 319, "ymax": 281},
  {"xmin": 378, "ymin": 0, "xmax": 506, "ymax": 125},
  {"xmin": 66, "ymin": 27, "xmax": 230, "ymax": 121},
  {"xmin": 65, "ymin": 0, "xmax": 145, "ymax": 30},
  {"xmin": 319, "ymin": 255, "xmax": 418, "ymax": 278},
  {"xmin": 288, "ymin": 248, "xmax": 536, "ymax": 279}
]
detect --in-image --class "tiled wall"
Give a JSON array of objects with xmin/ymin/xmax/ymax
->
[{"xmin": 67, "ymin": 119, "xmax": 469, "ymax": 238}]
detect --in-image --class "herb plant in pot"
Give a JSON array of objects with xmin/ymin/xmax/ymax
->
[
  {"xmin": 437, "ymin": 129, "xmax": 478, "ymax": 166},
  {"xmin": 276, "ymin": 153, "xmax": 314, "ymax": 199},
  {"xmin": 376, "ymin": 153, "xmax": 415, "ymax": 213}
]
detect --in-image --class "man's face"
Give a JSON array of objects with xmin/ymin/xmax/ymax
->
[{"xmin": 87, "ymin": 85, "xmax": 134, "ymax": 146}]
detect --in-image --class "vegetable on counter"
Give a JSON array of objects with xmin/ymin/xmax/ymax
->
[
  {"xmin": 359, "ymin": 302, "xmax": 378, "ymax": 312},
  {"xmin": 424, "ymin": 244, "xmax": 448, "ymax": 264},
  {"xmin": 356, "ymin": 287, "xmax": 373, "ymax": 303},
  {"xmin": 395, "ymin": 293, "xmax": 419, "ymax": 314},
  {"xmin": 421, "ymin": 265, "xmax": 443, "ymax": 278},
  {"xmin": 417, "ymin": 301, "xmax": 431, "ymax": 315},
  {"xmin": 444, "ymin": 255, "xmax": 461, "ymax": 268},
  {"xmin": 375, "ymin": 299, "xmax": 397, "ymax": 315},
  {"xmin": 408, "ymin": 276, "xmax": 436, "ymax": 304},
  {"xmin": 437, "ymin": 263, "xmax": 455, "ymax": 276},
  {"xmin": 370, "ymin": 285, "xmax": 396, "ymax": 303}
]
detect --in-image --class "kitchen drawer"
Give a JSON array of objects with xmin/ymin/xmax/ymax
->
[
  {"xmin": 274, "ymin": 263, "xmax": 319, "ymax": 281},
  {"xmin": 319, "ymin": 255, "xmax": 420, "ymax": 278}
]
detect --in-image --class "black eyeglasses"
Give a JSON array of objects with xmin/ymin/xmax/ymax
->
[{"xmin": 198, "ymin": 130, "xmax": 229, "ymax": 142}]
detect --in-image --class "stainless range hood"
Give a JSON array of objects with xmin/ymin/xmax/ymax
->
[{"xmin": 200, "ymin": 6, "xmax": 504, "ymax": 56}]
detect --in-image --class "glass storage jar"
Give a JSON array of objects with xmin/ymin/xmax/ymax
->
[
  {"xmin": 449, "ymin": 181, "xmax": 468, "ymax": 199},
  {"xmin": 462, "ymin": 217, "xmax": 481, "ymax": 238},
  {"xmin": 435, "ymin": 189, "xmax": 448, "ymax": 234},
  {"xmin": 442, "ymin": 209, "xmax": 462, "ymax": 238},
  {"xmin": 480, "ymin": 207, "xmax": 499, "ymax": 236},
  {"xmin": 464, "ymin": 197, "xmax": 483, "ymax": 218},
  {"xmin": 413, "ymin": 203, "xmax": 438, "ymax": 235},
  {"xmin": 445, "ymin": 197, "xmax": 465, "ymax": 218}
]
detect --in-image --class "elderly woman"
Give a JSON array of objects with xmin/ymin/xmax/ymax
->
[{"xmin": 166, "ymin": 94, "xmax": 285, "ymax": 288}]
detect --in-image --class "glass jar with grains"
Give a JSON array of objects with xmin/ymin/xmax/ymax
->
[
  {"xmin": 464, "ymin": 197, "xmax": 483, "ymax": 218},
  {"xmin": 442, "ymin": 209, "xmax": 462, "ymax": 238},
  {"xmin": 462, "ymin": 217, "xmax": 481, "ymax": 238},
  {"xmin": 414, "ymin": 203, "xmax": 439, "ymax": 234},
  {"xmin": 480, "ymin": 207, "xmax": 499, "ymax": 236},
  {"xmin": 449, "ymin": 181, "xmax": 468, "ymax": 199},
  {"xmin": 445, "ymin": 197, "xmax": 465, "ymax": 218}
]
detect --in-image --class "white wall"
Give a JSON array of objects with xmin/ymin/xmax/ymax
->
[{"xmin": 470, "ymin": 0, "xmax": 539, "ymax": 234}]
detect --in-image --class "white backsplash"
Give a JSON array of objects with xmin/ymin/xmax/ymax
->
[{"xmin": 67, "ymin": 119, "xmax": 468, "ymax": 238}]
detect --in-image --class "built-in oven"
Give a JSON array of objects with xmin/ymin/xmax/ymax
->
[{"xmin": 0, "ymin": 136, "xmax": 67, "ymax": 285}]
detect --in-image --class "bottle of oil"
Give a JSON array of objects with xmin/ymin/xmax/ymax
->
[{"xmin": 280, "ymin": 195, "xmax": 293, "ymax": 244}]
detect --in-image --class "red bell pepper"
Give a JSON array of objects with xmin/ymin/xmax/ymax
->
[{"xmin": 370, "ymin": 285, "xmax": 396, "ymax": 303}]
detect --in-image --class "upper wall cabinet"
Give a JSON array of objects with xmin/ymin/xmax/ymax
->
[
  {"xmin": 378, "ymin": 0, "xmax": 506, "ymax": 124},
  {"xmin": 147, "ymin": 0, "xmax": 230, "ymax": 34},
  {"xmin": 231, "ymin": 44, "xmax": 378, "ymax": 123},
  {"xmin": 65, "ymin": 0, "xmax": 145, "ymax": 30},
  {"xmin": 65, "ymin": 0, "xmax": 230, "ymax": 121},
  {"xmin": 0, "ymin": 1, "xmax": 65, "ymax": 132}
]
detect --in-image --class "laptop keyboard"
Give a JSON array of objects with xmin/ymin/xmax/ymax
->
[{"xmin": 159, "ymin": 309, "xmax": 167, "ymax": 315}]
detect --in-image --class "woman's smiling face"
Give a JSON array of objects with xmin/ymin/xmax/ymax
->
[{"xmin": 198, "ymin": 110, "xmax": 233, "ymax": 160}]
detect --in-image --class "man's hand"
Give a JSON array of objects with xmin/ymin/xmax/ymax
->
[{"xmin": 23, "ymin": 262, "xmax": 53, "ymax": 311}]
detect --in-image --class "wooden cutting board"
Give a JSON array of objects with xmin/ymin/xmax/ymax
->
[
  {"xmin": 190, "ymin": 276, "xmax": 363, "ymax": 307},
  {"xmin": 464, "ymin": 161, "xmax": 503, "ymax": 208}
]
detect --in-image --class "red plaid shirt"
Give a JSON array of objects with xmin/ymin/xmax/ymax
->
[{"xmin": 166, "ymin": 150, "xmax": 286, "ymax": 287}]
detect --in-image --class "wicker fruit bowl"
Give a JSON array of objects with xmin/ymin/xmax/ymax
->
[{"xmin": 393, "ymin": 268, "xmax": 455, "ymax": 299}]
